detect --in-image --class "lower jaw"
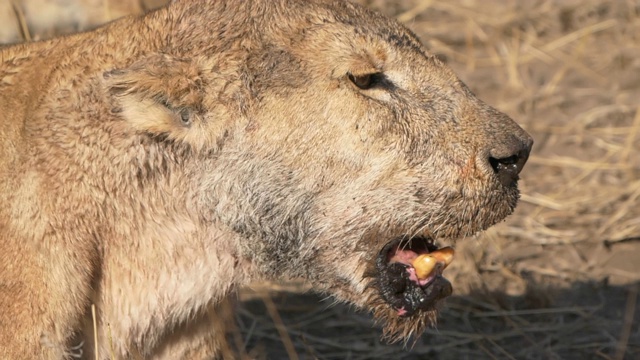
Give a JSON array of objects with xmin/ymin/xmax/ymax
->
[{"xmin": 374, "ymin": 236, "xmax": 453, "ymax": 317}]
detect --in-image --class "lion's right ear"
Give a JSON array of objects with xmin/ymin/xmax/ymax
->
[{"xmin": 104, "ymin": 54, "xmax": 220, "ymax": 150}]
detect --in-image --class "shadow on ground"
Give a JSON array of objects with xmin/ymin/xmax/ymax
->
[{"xmin": 227, "ymin": 281, "xmax": 639, "ymax": 360}]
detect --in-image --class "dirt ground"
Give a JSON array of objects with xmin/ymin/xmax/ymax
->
[{"xmin": 2, "ymin": 0, "xmax": 639, "ymax": 359}]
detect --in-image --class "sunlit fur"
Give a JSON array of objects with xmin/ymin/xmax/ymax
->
[{"xmin": 0, "ymin": 0, "xmax": 531, "ymax": 358}]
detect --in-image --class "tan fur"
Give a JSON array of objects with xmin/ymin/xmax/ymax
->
[{"xmin": 0, "ymin": 0, "xmax": 532, "ymax": 358}]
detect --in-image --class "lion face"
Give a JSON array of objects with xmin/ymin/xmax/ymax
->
[
  {"xmin": 221, "ymin": 0, "xmax": 532, "ymax": 340},
  {"xmin": 108, "ymin": 0, "xmax": 532, "ymax": 342}
]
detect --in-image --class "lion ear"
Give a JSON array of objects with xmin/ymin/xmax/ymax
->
[{"xmin": 104, "ymin": 54, "xmax": 216, "ymax": 150}]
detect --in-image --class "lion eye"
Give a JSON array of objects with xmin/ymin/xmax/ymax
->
[
  {"xmin": 179, "ymin": 108, "xmax": 192, "ymax": 126},
  {"xmin": 348, "ymin": 73, "xmax": 375, "ymax": 90}
]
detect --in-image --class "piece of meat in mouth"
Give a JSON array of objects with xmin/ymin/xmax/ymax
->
[{"xmin": 375, "ymin": 237, "xmax": 455, "ymax": 317}]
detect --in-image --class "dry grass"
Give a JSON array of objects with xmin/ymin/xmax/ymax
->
[{"xmin": 5, "ymin": 0, "xmax": 639, "ymax": 359}]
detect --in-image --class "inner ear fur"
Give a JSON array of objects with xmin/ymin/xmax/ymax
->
[{"xmin": 104, "ymin": 54, "xmax": 216, "ymax": 150}]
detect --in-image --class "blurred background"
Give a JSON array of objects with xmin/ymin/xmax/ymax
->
[{"xmin": 2, "ymin": 0, "xmax": 639, "ymax": 359}]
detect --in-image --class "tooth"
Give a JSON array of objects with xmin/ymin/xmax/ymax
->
[
  {"xmin": 412, "ymin": 247, "xmax": 455, "ymax": 280},
  {"xmin": 431, "ymin": 247, "xmax": 455, "ymax": 268},
  {"xmin": 412, "ymin": 254, "xmax": 438, "ymax": 279}
]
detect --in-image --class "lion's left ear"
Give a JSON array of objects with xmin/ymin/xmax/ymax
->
[{"xmin": 104, "ymin": 54, "xmax": 215, "ymax": 150}]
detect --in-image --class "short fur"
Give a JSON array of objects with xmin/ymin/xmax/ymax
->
[{"xmin": 0, "ymin": 0, "xmax": 532, "ymax": 358}]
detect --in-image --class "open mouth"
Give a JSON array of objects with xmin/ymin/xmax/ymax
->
[{"xmin": 375, "ymin": 236, "xmax": 454, "ymax": 317}]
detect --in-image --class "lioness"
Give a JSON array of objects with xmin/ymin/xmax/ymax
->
[{"xmin": 0, "ymin": 0, "xmax": 533, "ymax": 358}]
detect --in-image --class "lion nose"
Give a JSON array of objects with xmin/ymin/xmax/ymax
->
[{"xmin": 487, "ymin": 136, "xmax": 533, "ymax": 186}]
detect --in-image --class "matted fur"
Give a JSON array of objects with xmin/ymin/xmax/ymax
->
[{"xmin": 0, "ymin": 0, "xmax": 532, "ymax": 358}]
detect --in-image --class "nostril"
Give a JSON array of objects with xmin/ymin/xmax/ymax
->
[
  {"xmin": 489, "ymin": 155, "xmax": 518, "ymax": 168},
  {"xmin": 489, "ymin": 153, "xmax": 526, "ymax": 186},
  {"xmin": 486, "ymin": 133, "xmax": 533, "ymax": 186}
]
